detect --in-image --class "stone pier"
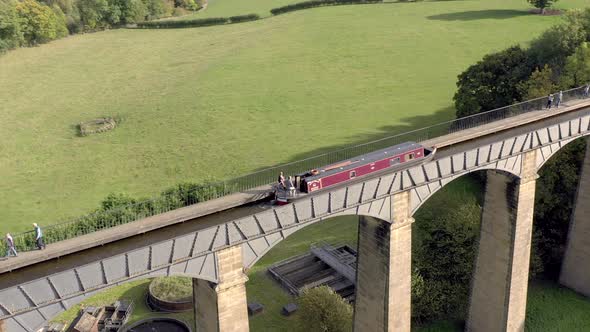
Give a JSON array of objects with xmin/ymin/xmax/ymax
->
[
  {"xmin": 560, "ymin": 138, "xmax": 590, "ymax": 296},
  {"xmin": 194, "ymin": 246, "xmax": 249, "ymax": 332},
  {"xmin": 467, "ymin": 151, "xmax": 537, "ymax": 332},
  {"xmin": 353, "ymin": 191, "xmax": 413, "ymax": 332}
]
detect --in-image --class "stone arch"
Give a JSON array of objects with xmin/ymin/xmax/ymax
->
[
  {"xmin": 409, "ymin": 161, "xmax": 523, "ymax": 215},
  {"xmin": 535, "ymin": 135, "xmax": 589, "ymax": 170},
  {"xmin": 243, "ymin": 204, "xmax": 390, "ymax": 269},
  {"xmin": 0, "ymin": 239, "xmax": 220, "ymax": 332}
]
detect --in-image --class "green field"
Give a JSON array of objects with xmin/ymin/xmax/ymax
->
[{"xmin": 2, "ymin": 0, "xmax": 587, "ymax": 233}]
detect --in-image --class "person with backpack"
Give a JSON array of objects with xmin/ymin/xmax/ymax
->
[{"xmin": 546, "ymin": 93, "xmax": 554, "ymax": 109}]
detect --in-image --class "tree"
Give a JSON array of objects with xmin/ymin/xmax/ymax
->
[
  {"xmin": 77, "ymin": 0, "xmax": 109, "ymax": 29},
  {"xmin": 534, "ymin": 138, "xmax": 587, "ymax": 279},
  {"xmin": 528, "ymin": 11, "xmax": 587, "ymax": 70},
  {"xmin": 517, "ymin": 65, "xmax": 556, "ymax": 100},
  {"xmin": 143, "ymin": 0, "xmax": 173, "ymax": 20},
  {"xmin": 0, "ymin": 0, "xmax": 24, "ymax": 52},
  {"xmin": 559, "ymin": 42, "xmax": 590, "ymax": 88},
  {"xmin": 528, "ymin": 0, "xmax": 559, "ymax": 14},
  {"xmin": 413, "ymin": 200, "xmax": 481, "ymax": 321},
  {"xmin": 15, "ymin": 0, "xmax": 67, "ymax": 44},
  {"xmin": 453, "ymin": 46, "xmax": 534, "ymax": 118},
  {"xmin": 296, "ymin": 286, "xmax": 352, "ymax": 332}
]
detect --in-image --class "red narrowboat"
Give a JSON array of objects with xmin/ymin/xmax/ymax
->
[{"xmin": 297, "ymin": 142, "xmax": 434, "ymax": 194}]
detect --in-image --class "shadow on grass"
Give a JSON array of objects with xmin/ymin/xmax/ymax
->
[
  {"xmin": 427, "ymin": 9, "xmax": 531, "ymax": 21},
  {"xmin": 249, "ymin": 105, "xmax": 456, "ymax": 174}
]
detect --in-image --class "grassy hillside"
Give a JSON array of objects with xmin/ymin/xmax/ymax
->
[{"xmin": 1, "ymin": 0, "xmax": 588, "ymax": 233}]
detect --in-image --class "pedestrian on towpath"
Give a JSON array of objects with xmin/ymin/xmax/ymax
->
[
  {"xmin": 33, "ymin": 223, "xmax": 45, "ymax": 250},
  {"xmin": 546, "ymin": 94, "xmax": 554, "ymax": 109},
  {"xmin": 556, "ymin": 91, "xmax": 563, "ymax": 107},
  {"xmin": 278, "ymin": 171, "xmax": 286, "ymax": 189},
  {"xmin": 585, "ymin": 84, "xmax": 590, "ymax": 98},
  {"xmin": 5, "ymin": 233, "xmax": 17, "ymax": 257}
]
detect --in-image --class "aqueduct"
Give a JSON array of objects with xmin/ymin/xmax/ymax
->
[{"xmin": 2, "ymin": 99, "xmax": 590, "ymax": 332}]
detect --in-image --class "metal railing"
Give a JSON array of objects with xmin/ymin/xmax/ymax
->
[{"xmin": 3, "ymin": 86, "xmax": 589, "ymax": 254}]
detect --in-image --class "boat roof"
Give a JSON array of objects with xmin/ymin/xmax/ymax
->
[{"xmin": 302, "ymin": 142, "xmax": 422, "ymax": 181}]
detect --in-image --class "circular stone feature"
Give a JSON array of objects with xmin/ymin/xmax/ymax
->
[
  {"xmin": 148, "ymin": 277, "xmax": 193, "ymax": 312},
  {"xmin": 122, "ymin": 318, "xmax": 191, "ymax": 332},
  {"xmin": 78, "ymin": 117, "xmax": 117, "ymax": 136}
]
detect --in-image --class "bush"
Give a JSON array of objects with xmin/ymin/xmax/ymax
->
[
  {"xmin": 150, "ymin": 276, "xmax": 193, "ymax": 302},
  {"xmin": 16, "ymin": 0, "xmax": 69, "ymax": 45},
  {"xmin": 137, "ymin": 16, "xmax": 228, "ymax": 28},
  {"xmin": 229, "ymin": 14, "xmax": 259, "ymax": 23},
  {"xmin": 0, "ymin": 0, "xmax": 24, "ymax": 52},
  {"xmin": 270, "ymin": 0, "xmax": 382, "ymax": 16},
  {"xmin": 296, "ymin": 286, "xmax": 352, "ymax": 332}
]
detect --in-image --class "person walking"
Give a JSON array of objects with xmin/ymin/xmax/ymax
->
[
  {"xmin": 33, "ymin": 223, "xmax": 45, "ymax": 250},
  {"xmin": 585, "ymin": 84, "xmax": 590, "ymax": 98},
  {"xmin": 546, "ymin": 93, "xmax": 554, "ymax": 109},
  {"xmin": 5, "ymin": 233, "xmax": 17, "ymax": 257},
  {"xmin": 556, "ymin": 90, "xmax": 563, "ymax": 107}
]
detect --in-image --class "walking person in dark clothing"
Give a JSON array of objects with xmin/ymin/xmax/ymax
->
[
  {"xmin": 5, "ymin": 233, "xmax": 17, "ymax": 257},
  {"xmin": 584, "ymin": 84, "xmax": 590, "ymax": 98},
  {"xmin": 546, "ymin": 93, "xmax": 554, "ymax": 109},
  {"xmin": 33, "ymin": 223, "xmax": 45, "ymax": 250}
]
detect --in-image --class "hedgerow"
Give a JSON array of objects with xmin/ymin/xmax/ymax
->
[
  {"xmin": 137, "ymin": 17, "xmax": 229, "ymax": 28},
  {"xmin": 270, "ymin": 0, "xmax": 382, "ymax": 16},
  {"xmin": 229, "ymin": 14, "xmax": 260, "ymax": 23}
]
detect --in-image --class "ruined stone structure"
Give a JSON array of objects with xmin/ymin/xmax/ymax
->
[{"xmin": 2, "ymin": 102, "xmax": 590, "ymax": 332}]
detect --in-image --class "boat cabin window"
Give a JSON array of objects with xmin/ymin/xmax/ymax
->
[
  {"xmin": 350, "ymin": 170, "xmax": 357, "ymax": 178},
  {"xmin": 390, "ymin": 157, "xmax": 401, "ymax": 166},
  {"xmin": 407, "ymin": 153, "xmax": 415, "ymax": 160}
]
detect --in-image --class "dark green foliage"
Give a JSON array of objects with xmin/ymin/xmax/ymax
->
[
  {"xmin": 0, "ymin": 0, "xmax": 199, "ymax": 51},
  {"xmin": 296, "ymin": 285, "xmax": 353, "ymax": 332},
  {"xmin": 527, "ymin": 0, "xmax": 558, "ymax": 13},
  {"xmin": 229, "ymin": 14, "xmax": 259, "ymax": 23},
  {"xmin": 559, "ymin": 42, "xmax": 590, "ymax": 89},
  {"xmin": 270, "ymin": 0, "xmax": 382, "ymax": 16},
  {"xmin": 137, "ymin": 16, "xmax": 228, "ymax": 28},
  {"xmin": 76, "ymin": 0, "xmax": 109, "ymax": 29},
  {"xmin": 100, "ymin": 192, "xmax": 136, "ymax": 210},
  {"xmin": 517, "ymin": 65, "xmax": 556, "ymax": 100},
  {"xmin": 413, "ymin": 191, "xmax": 481, "ymax": 322},
  {"xmin": 453, "ymin": 46, "xmax": 534, "ymax": 118},
  {"xmin": 533, "ymin": 138, "xmax": 587, "ymax": 279},
  {"xmin": 528, "ymin": 12, "xmax": 587, "ymax": 70},
  {"xmin": 0, "ymin": 0, "xmax": 23, "ymax": 52}
]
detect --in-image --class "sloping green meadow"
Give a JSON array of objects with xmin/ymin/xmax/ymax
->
[{"xmin": 0, "ymin": 0, "xmax": 588, "ymax": 232}]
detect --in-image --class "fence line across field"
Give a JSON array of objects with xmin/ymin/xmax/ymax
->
[{"xmin": 5, "ymin": 86, "xmax": 587, "ymax": 253}]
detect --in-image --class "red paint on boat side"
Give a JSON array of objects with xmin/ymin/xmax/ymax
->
[{"xmin": 306, "ymin": 147, "xmax": 425, "ymax": 192}]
